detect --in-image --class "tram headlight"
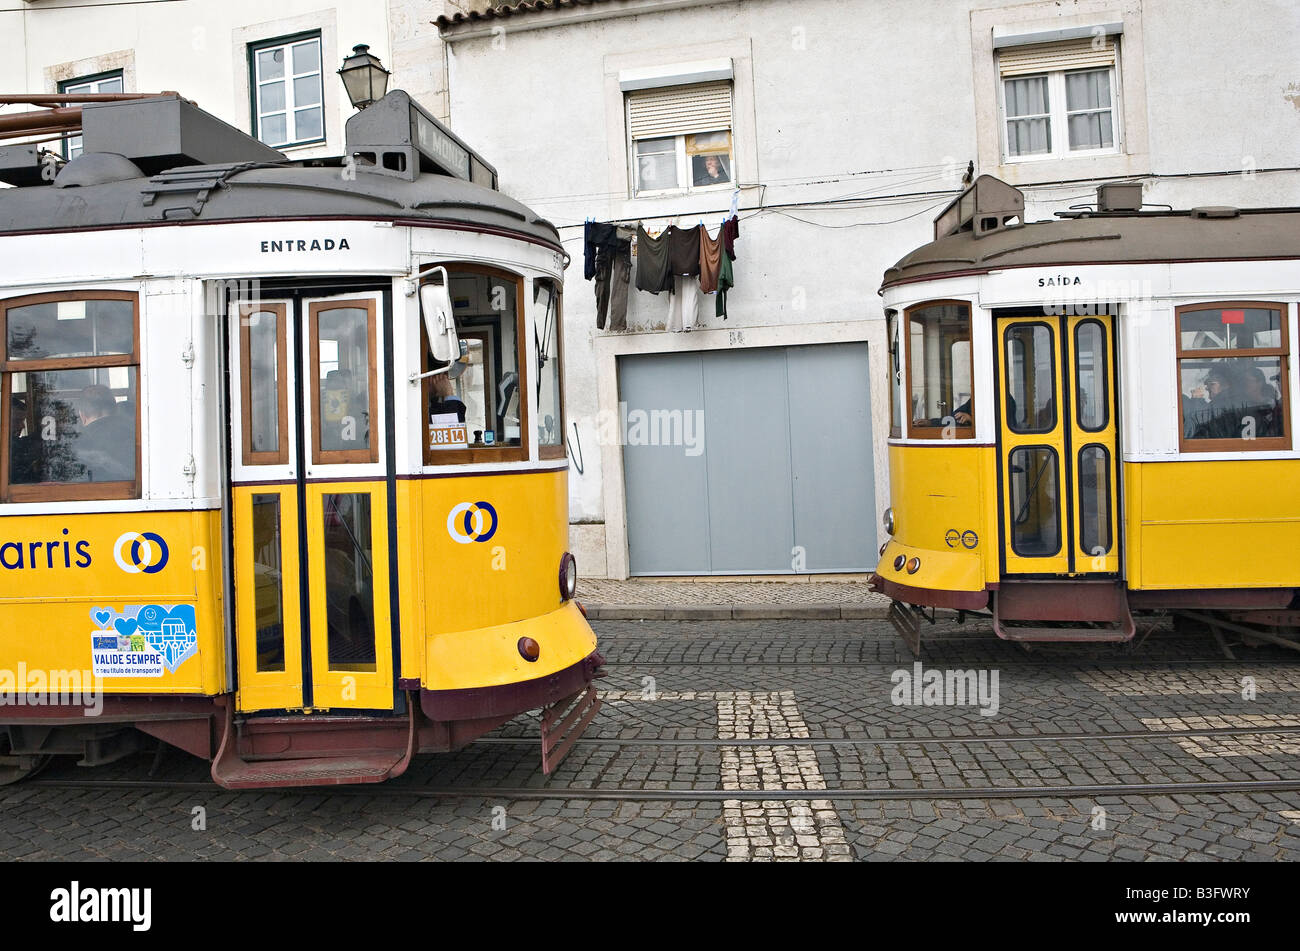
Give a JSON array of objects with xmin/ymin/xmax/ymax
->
[
  {"xmin": 883, "ymin": 507, "xmax": 895, "ymax": 536},
  {"xmin": 559, "ymin": 552, "xmax": 578, "ymax": 601}
]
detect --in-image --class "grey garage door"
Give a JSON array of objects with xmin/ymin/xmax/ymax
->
[{"xmin": 620, "ymin": 342, "xmax": 875, "ymax": 575}]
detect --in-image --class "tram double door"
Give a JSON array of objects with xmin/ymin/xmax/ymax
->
[
  {"xmin": 227, "ymin": 292, "xmax": 396, "ymax": 713},
  {"xmin": 995, "ymin": 313, "xmax": 1120, "ymax": 577}
]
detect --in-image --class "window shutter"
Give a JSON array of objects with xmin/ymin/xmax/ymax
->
[
  {"xmin": 627, "ymin": 82, "xmax": 732, "ymax": 140},
  {"xmin": 998, "ymin": 36, "xmax": 1116, "ymax": 77}
]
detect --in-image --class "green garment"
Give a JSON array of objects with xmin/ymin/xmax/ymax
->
[{"xmin": 715, "ymin": 251, "xmax": 734, "ymax": 319}]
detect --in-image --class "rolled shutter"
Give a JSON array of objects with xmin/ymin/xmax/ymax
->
[
  {"xmin": 627, "ymin": 82, "xmax": 732, "ymax": 140},
  {"xmin": 998, "ymin": 36, "xmax": 1116, "ymax": 77}
]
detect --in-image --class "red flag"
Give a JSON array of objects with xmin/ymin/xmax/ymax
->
[{"xmin": 1221, "ymin": 309, "xmax": 1245, "ymax": 324}]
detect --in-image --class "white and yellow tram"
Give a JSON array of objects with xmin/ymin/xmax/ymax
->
[
  {"xmin": 0, "ymin": 91, "xmax": 601, "ymax": 786},
  {"xmin": 873, "ymin": 176, "xmax": 1300, "ymax": 653}
]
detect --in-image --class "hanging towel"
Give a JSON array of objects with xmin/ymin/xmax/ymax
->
[
  {"xmin": 699, "ymin": 225, "xmax": 723, "ymax": 294},
  {"xmin": 634, "ymin": 223, "xmax": 672, "ymax": 294}
]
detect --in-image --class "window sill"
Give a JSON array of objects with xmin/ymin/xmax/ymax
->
[{"xmin": 996, "ymin": 150, "xmax": 1150, "ymax": 187}]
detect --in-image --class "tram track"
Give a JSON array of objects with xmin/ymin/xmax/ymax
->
[{"xmin": 23, "ymin": 724, "xmax": 1300, "ymax": 802}]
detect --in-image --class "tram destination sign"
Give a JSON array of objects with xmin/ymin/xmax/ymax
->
[{"xmin": 413, "ymin": 108, "xmax": 471, "ymax": 181}]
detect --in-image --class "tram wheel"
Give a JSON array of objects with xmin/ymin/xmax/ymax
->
[{"xmin": 0, "ymin": 752, "xmax": 53, "ymax": 786}]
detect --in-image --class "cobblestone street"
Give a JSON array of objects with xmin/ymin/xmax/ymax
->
[{"xmin": 3, "ymin": 617, "xmax": 1299, "ymax": 861}]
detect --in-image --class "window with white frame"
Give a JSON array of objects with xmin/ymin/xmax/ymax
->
[
  {"xmin": 627, "ymin": 82, "xmax": 734, "ymax": 196},
  {"xmin": 999, "ymin": 36, "xmax": 1120, "ymax": 161},
  {"xmin": 250, "ymin": 33, "xmax": 324, "ymax": 148},
  {"xmin": 59, "ymin": 72, "xmax": 124, "ymax": 159}
]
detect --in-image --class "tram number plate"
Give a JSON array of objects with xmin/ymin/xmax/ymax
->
[{"xmin": 429, "ymin": 423, "xmax": 469, "ymax": 450}]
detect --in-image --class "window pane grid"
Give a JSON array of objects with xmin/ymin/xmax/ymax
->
[
  {"xmin": 1003, "ymin": 67, "xmax": 1119, "ymax": 160},
  {"xmin": 253, "ymin": 37, "xmax": 323, "ymax": 146}
]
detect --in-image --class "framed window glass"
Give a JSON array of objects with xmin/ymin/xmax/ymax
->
[
  {"xmin": 905, "ymin": 301, "xmax": 974, "ymax": 439},
  {"xmin": 1176, "ymin": 303, "xmax": 1290, "ymax": 451},
  {"xmin": 251, "ymin": 34, "xmax": 324, "ymax": 147},
  {"xmin": 59, "ymin": 72, "xmax": 125, "ymax": 159},
  {"xmin": 534, "ymin": 279, "xmax": 564, "ymax": 455},
  {"xmin": 2, "ymin": 291, "xmax": 140, "ymax": 502}
]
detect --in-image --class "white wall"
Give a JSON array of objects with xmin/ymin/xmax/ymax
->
[{"xmin": 440, "ymin": 0, "xmax": 1300, "ymax": 577}]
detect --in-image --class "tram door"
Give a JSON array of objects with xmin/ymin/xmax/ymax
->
[
  {"xmin": 228, "ymin": 293, "xmax": 395, "ymax": 713},
  {"xmin": 996, "ymin": 314, "xmax": 1119, "ymax": 577}
]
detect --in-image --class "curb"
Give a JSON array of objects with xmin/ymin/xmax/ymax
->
[{"xmin": 584, "ymin": 603, "xmax": 892, "ymax": 621}]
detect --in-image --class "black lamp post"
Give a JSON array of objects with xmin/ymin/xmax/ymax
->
[{"xmin": 338, "ymin": 44, "xmax": 391, "ymax": 110}]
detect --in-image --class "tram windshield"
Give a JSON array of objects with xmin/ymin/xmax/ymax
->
[{"xmin": 906, "ymin": 301, "xmax": 973, "ymax": 436}]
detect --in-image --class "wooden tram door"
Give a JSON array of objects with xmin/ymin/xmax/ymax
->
[
  {"xmin": 228, "ymin": 293, "xmax": 396, "ymax": 713},
  {"xmin": 995, "ymin": 314, "xmax": 1120, "ymax": 577}
]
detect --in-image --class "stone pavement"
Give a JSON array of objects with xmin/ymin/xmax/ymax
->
[{"xmin": 580, "ymin": 575, "xmax": 892, "ymax": 620}]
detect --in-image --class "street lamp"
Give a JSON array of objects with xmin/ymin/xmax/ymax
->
[{"xmin": 338, "ymin": 44, "xmax": 391, "ymax": 110}]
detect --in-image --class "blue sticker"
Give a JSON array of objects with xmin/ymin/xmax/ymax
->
[{"xmin": 90, "ymin": 604, "xmax": 198, "ymax": 677}]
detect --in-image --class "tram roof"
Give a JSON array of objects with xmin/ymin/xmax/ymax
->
[
  {"xmin": 0, "ymin": 92, "xmax": 560, "ymax": 248},
  {"xmin": 881, "ymin": 179, "xmax": 1300, "ymax": 292}
]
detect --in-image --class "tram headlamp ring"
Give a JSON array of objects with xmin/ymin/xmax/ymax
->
[
  {"xmin": 893, "ymin": 555, "xmax": 906, "ymax": 572},
  {"xmin": 906, "ymin": 557, "xmax": 921, "ymax": 574},
  {"xmin": 878, "ymin": 543, "xmax": 888, "ymax": 557},
  {"xmin": 883, "ymin": 508, "xmax": 895, "ymax": 536},
  {"xmin": 559, "ymin": 552, "xmax": 578, "ymax": 601}
]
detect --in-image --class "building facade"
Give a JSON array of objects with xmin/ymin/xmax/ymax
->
[{"xmin": 6, "ymin": 0, "xmax": 1299, "ymax": 579}]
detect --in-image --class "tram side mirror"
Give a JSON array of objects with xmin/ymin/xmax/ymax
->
[{"xmin": 420, "ymin": 267, "xmax": 460, "ymax": 365}]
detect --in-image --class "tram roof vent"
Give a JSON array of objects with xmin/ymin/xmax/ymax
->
[
  {"xmin": 934, "ymin": 175, "xmax": 1024, "ymax": 240},
  {"xmin": 79, "ymin": 96, "xmax": 286, "ymax": 175},
  {"xmin": 344, "ymin": 89, "xmax": 498, "ymax": 189}
]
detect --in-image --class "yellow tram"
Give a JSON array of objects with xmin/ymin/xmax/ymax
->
[
  {"xmin": 873, "ymin": 177, "xmax": 1300, "ymax": 653},
  {"xmin": 0, "ymin": 91, "xmax": 602, "ymax": 787}
]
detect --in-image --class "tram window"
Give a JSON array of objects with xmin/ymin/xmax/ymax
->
[
  {"xmin": 2, "ymin": 291, "xmax": 139, "ymax": 502},
  {"xmin": 1008, "ymin": 446, "xmax": 1061, "ymax": 557},
  {"xmin": 1176, "ymin": 303, "xmax": 1289, "ymax": 450},
  {"xmin": 535, "ymin": 280, "xmax": 564, "ymax": 455},
  {"xmin": 310, "ymin": 300, "xmax": 377, "ymax": 464},
  {"xmin": 905, "ymin": 301, "xmax": 973, "ymax": 438},
  {"xmin": 239, "ymin": 303, "xmax": 288, "ymax": 466},
  {"xmin": 1077, "ymin": 445, "xmax": 1112, "ymax": 557},
  {"xmin": 1004, "ymin": 323, "xmax": 1056, "ymax": 433},
  {"xmin": 422, "ymin": 269, "xmax": 527, "ymax": 464},
  {"xmin": 1074, "ymin": 320, "xmax": 1109, "ymax": 432},
  {"xmin": 887, "ymin": 310, "xmax": 902, "ymax": 438}
]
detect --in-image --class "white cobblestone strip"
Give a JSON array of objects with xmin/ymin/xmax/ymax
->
[
  {"xmin": 1076, "ymin": 670, "xmax": 1300, "ymax": 696},
  {"xmin": 1141, "ymin": 714, "xmax": 1300, "ymax": 758},
  {"xmin": 1281, "ymin": 811, "xmax": 1300, "ymax": 824},
  {"xmin": 718, "ymin": 691, "xmax": 851, "ymax": 862}
]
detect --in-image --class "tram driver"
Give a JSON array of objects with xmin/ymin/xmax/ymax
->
[{"xmin": 75, "ymin": 384, "xmax": 133, "ymax": 482}]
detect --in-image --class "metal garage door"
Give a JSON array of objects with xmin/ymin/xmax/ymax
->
[{"xmin": 620, "ymin": 342, "xmax": 875, "ymax": 575}]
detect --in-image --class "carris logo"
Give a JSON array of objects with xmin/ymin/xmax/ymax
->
[
  {"xmin": 446, "ymin": 502, "xmax": 498, "ymax": 544},
  {"xmin": 112, "ymin": 532, "xmax": 169, "ymax": 574}
]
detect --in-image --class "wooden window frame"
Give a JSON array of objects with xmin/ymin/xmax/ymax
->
[
  {"xmin": 536, "ymin": 278, "xmax": 566, "ymax": 461},
  {"xmin": 239, "ymin": 301, "xmax": 290, "ymax": 466},
  {"xmin": 886, "ymin": 310, "xmax": 901, "ymax": 439},
  {"xmin": 1175, "ymin": 301, "xmax": 1290, "ymax": 453},
  {"xmin": 309, "ymin": 297, "xmax": 379, "ymax": 465},
  {"xmin": 904, "ymin": 300, "xmax": 975, "ymax": 440},
  {"xmin": 420, "ymin": 264, "xmax": 530, "ymax": 466},
  {"xmin": 0, "ymin": 289, "xmax": 141, "ymax": 503}
]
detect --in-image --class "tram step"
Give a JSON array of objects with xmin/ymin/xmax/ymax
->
[
  {"xmin": 210, "ymin": 701, "xmax": 417, "ymax": 789},
  {"xmin": 993, "ymin": 626, "xmax": 1133, "ymax": 643},
  {"xmin": 210, "ymin": 750, "xmax": 410, "ymax": 789}
]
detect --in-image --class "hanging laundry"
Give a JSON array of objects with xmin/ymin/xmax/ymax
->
[
  {"xmin": 634, "ymin": 223, "xmax": 672, "ymax": 294},
  {"xmin": 699, "ymin": 224, "xmax": 723, "ymax": 294},
  {"xmin": 666, "ymin": 224, "xmax": 702, "ymax": 277},
  {"xmin": 715, "ymin": 249, "xmax": 734, "ymax": 320},
  {"xmin": 721, "ymin": 215, "xmax": 740, "ymax": 260},
  {"xmin": 668, "ymin": 275, "xmax": 703, "ymax": 332},
  {"xmin": 595, "ymin": 226, "xmax": 633, "ymax": 331},
  {"xmin": 583, "ymin": 220, "xmax": 616, "ymax": 281}
]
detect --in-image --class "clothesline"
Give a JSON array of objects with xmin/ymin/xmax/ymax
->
[{"xmin": 583, "ymin": 214, "xmax": 740, "ymax": 333}]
